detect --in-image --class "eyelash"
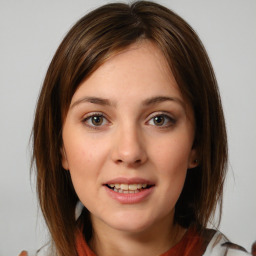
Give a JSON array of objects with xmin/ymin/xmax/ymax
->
[
  {"xmin": 82, "ymin": 112, "xmax": 110, "ymax": 130},
  {"xmin": 146, "ymin": 113, "xmax": 176, "ymax": 128},
  {"xmin": 81, "ymin": 112, "xmax": 176, "ymax": 130}
]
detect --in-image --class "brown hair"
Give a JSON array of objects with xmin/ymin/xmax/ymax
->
[{"xmin": 33, "ymin": 1, "xmax": 227, "ymax": 255}]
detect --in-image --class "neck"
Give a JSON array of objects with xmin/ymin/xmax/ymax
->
[{"xmin": 88, "ymin": 215, "xmax": 186, "ymax": 256}]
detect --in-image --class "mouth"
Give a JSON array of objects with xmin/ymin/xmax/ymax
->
[
  {"xmin": 104, "ymin": 178, "xmax": 155, "ymax": 204},
  {"xmin": 105, "ymin": 183, "xmax": 154, "ymax": 194}
]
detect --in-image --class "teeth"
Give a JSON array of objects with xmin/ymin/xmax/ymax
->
[
  {"xmin": 128, "ymin": 184, "xmax": 138, "ymax": 190},
  {"xmin": 115, "ymin": 184, "xmax": 121, "ymax": 189},
  {"xmin": 108, "ymin": 183, "xmax": 150, "ymax": 192},
  {"xmin": 120, "ymin": 184, "xmax": 129, "ymax": 190},
  {"xmin": 113, "ymin": 189, "xmax": 139, "ymax": 194}
]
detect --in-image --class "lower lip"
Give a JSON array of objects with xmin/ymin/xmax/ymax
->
[{"xmin": 104, "ymin": 186, "xmax": 154, "ymax": 204}]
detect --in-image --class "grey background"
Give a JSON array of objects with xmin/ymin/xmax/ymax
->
[{"xmin": 0, "ymin": 0, "xmax": 255, "ymax": 255}]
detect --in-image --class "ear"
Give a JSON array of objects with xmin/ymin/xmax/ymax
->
[
  {"xmin": 61, "ymin": 147, "xmax": 69, "ymax": 170},
  {"xmin": 188, "ymin": 148, "xmax": 199, "ymax": 169}
]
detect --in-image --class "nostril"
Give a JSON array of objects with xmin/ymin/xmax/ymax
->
[{"xmin": 115, "ymin": 158, "xmax": 142, "ymax": 165}]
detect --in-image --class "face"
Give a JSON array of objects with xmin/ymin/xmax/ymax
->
[{"xmin": 62, "ymin": 41, "xmax": 197, "ymax": 234}]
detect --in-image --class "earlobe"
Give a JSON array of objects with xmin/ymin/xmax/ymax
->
[
  {"xmin": 61, "ymin": 147, "xmax": 69, "ymax": 170},
  {"xmin": 188, "ymin": 149, "xmax": 199, "ymax": 169}
]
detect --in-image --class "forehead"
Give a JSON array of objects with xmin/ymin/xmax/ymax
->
[{"xmin": 71, "ymin": 41, "xmax": 182, "ymax": 103}]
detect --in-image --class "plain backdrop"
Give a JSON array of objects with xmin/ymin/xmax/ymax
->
[{"xmin": 0, "ymin": 0, "xmax": 255, "ymax": 255}]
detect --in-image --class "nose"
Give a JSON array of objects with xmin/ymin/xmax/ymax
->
[{"xmin": 111, "ymin": 124, "xmax": 147, "ymax": 167}]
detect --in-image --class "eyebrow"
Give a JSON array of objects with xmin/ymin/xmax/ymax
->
[
  {"xmin": 70, "ymin": 95, "xmax": 184, "ymax": 109},
  {"xmin": 142, "ymin": 96, "xmax": 184, "ymax": 107},
  {"xmin": 71, "ymin": 96, "xmax": 113, "ymax": 109}
]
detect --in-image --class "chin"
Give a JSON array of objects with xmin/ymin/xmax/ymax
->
[
  {"xmin": 103, "ymin": 210, "xmax": 157, "ymax": 233},
  {"xmin": 110, "ymin": 220, "xmax": 152, "ymax": 233}
]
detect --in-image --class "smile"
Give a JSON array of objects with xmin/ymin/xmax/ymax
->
[
  {"xmin": 106, "ymin": 183, "xmax": 153, "ymax": 194},
  {"xmin": 104, "ymin": 179, "xmax": 155, "ymax": 204}
]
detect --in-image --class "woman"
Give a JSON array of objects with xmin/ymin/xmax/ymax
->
[{"xmin": 20, "ymin": 1, "xmax": 250, "ymax": 255}]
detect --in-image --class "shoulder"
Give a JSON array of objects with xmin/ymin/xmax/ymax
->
[{"xmin": 203, "ymin": 229, "xmax": 250, "ymax": 256}]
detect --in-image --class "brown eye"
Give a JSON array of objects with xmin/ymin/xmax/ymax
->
[
  {"xmin": 83, "ymin": 114, "xmax": 108, "ymax": 128},
  {"xmin": 148, "ymin": 114, "xmax": 176, "ymax": 127},
  {"xmin": 91, "ymin": 116, "xmax": 104, "ymax": 126},
  {"xmin": 153, "ymin": 116, "xmax": 165, "ymax": 126}
]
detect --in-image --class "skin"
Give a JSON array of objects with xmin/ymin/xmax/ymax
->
[{"xmin": 62, "ymin": 41, "xmax": 198, "ymax": 256}]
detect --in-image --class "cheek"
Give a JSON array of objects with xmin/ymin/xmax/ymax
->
[
  {"xmin": 150, "ymin": 135, "xmax": 192, "ymax": 201},
  {"xmin": 152, "ymin": 136, "xmax": 192, "ymax": 176},
  {"xmin": 65, "ymin": 138, "xmax": 106, "ymax": 206},
  {"xmin": 65, "ymin": 132, "xmax": 108, "ymax": 170},
  {"xmin": 64, "ymin": 133, "xmax": 113, "ymax": 194},
  {"xmin": 152, "ymin": 138, "xmax": 190, "ymax": 205}
]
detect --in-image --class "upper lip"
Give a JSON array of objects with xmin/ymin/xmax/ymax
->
[{"xmin": 104, "ymin": 177, "xmax": 155, "ymax": 185}]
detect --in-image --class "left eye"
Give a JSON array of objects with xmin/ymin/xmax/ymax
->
[{"xmin": 148, "ymin": 114, "xmax": 175, "ymax": 127}]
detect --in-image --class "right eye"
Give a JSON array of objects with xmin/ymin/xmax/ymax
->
[{"xmin": 82, "ymin": 113, "xmax": 108, "ymax": 129}]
